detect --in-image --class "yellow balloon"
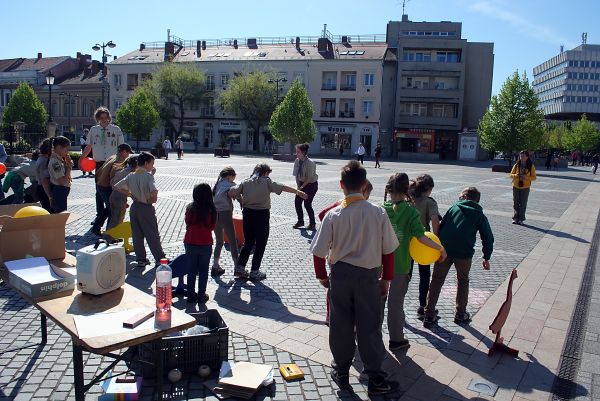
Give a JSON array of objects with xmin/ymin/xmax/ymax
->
[
  {"xmin": 14, "ymin": 206, "xmax": 50, "ymax": 218},
  {"xmin": 409, "ymin": 231, "xmax": 442, "ymax": 265}
]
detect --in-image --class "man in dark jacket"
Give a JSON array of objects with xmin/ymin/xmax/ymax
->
[{"xmin": 423, "ymin": 186, "xmax": 494, "ymax": 327}]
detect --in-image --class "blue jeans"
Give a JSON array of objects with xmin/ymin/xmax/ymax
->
[
  {"xmin": 185, "ymin": 244, "xmax": 212, "ymax": 296},
  {"xmin": 52, "ymin": 185, "xmax": 70, "ymax": 213}
]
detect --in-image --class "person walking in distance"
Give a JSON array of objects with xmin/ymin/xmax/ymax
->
[
  {"xmin": 162, "ymin": 137, "xmax": 172, "ymax": 160},
  {"xmin": 80, "ymin": 129, "xmax": 92, "ymax": 177},
  {"xmin": 80, "ymin": 107, "xmax": 125, "ymax": 235},
  {"xmin": 292, "ymin": 143, "xmax": 319, "ymax": 231},
  {"xmin": 355, "ymin": 143, "xmax": 366, "ymax": 165},
  {"xmin": 175, "ymin": 136, "xmax": 184, "ymax": 160},
  {"xmin": 374, "ymin": 141, "xmax": 382, "ymax": 168}
]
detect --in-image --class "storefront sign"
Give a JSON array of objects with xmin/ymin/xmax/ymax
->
[
  {"xmin": 319, "ymin": 125, "xmax": 354, "ymax": 134},
  {"xmin": 219, "ymin": 121, "xmax": 242, "ymax": 130}
]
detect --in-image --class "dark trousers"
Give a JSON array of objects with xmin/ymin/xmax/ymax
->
[
  {"xmin": 130, "ymin": 202, "xmax": 165, "ymax": 263},
  {"xmin": 36, "ymin": 184, "xmax": 53, "ymax": 212},
  {"xmin": 357, "ymin": 154, "xmax": 364, "ymax": 164},
  {"xmin": 295, "ymin": 181, "xmax": 318, "ymax": 225},
  {"xmin": 52, "ymin": 185, "xmax": 70, "ymax": 213},
  {"xmin": 95, "ymin": 186, "xmax": 113, "ymax": 230},
  {"xmin": 375, "ymin": 155, "xmax": 381, "ymax": 168},
  {"xmin": 92, "ymin": 161, "xmax": 109, "ymax": 229},
  {"xmin": 238, "ymin": 208, "xmax": 270, "ymax": 271},
  {"xmin": 410, "ymin": 261, "xmax": 431, "ymax": 307},
  {"xmin": 177, "ymin": 149, "xmax": 183, "ymax": 159},
  {"xmin": 512, "ymin": 187, "xmax": 530, "ymax": 221},
  {"xmin": 185, "ymin": 244, "xmax": 212, "ymax": 296},
  {"xmin": 425, "ymin": 257, "xmax": 472, "ymax": 317},
  {"xmin": 329, "ymin": 261, "xmax": 385, "ymax": 379}
]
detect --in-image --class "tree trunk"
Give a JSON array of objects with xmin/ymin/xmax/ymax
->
[{"xmin": 253, "ymin": 123, "xmax": 260, "ymax": 152}]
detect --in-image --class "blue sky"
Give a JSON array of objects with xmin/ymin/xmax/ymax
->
[{"xmin": 1, "ymin": 0, "xmax": 597, "ymax": 94}]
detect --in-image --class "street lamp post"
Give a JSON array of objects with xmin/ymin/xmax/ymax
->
[
  {"xmin": 46, "ymin": 71, "xmax": 55, "ymax": 122},
  {"xmin": 92, "ymin": 40, "xmax": 116, "ymax": 106},
  {"xmin": 60, "ymin": 92, "xmax": 79, "ymax": 134},
  {"xmin": 268, "ymin": 74, "xmax": 287, "ymax": 103}
]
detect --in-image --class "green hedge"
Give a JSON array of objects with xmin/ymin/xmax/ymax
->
[{"xmin": 69, "ymin": 151, "xmax": 82, "ymax": 170}]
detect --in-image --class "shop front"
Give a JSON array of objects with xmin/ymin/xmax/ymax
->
[
  {"xmin": 218, "ymin": 121, "xmax": 242, "ymax": 151},
  {"xmin": 393, "ymin": 129, "xmax": 458, "ymax": 160},
  {"xmin": 318, "ymin": 125, "xmax": 354, "ymax": 156}
]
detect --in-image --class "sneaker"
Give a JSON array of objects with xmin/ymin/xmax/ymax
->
[
  {"xmin": 211, "ymin": 265, "xmax": 225, "ymax": 277},
  {"xmin": 389, "ymin": 339, "xmax": 410, "ymax": 351},
  {"xmin": 199, "ymin": 293, "xmax": 209, "ymax": 303},
  {"xmin": 417, "ymin": 307, "xmax": 438, "ymax": 321},
  {"xmin": 187, "ymin": 293, "xmax": 198, "ymax": 303},
  {"xmin": 172, "ymin": 286, "xmax": 186, "ymax": 297},
  {"xmin": 136, "ymin": 259, "xmax": 150, "ymax": 268},
  {"xmin": 454, "ymin": 311, "xmax": 472, "ymax": 324},
  {"xmin": 368, "ymin": 377, "xmax": 399, "ymax": 395},
  {"xmin": 292, "ymin": 222, "xmax": 304, "ymax": 229},
  {"xmin": 512, "ymin": 219, "xmax": 518, "ymax": 225},
  {"xmin": 249, "ymin": 270, "xmax": 267, "ymax": 281},
  {"xmin": 234, "ymin": 266, "xmax": 249, "ymax": 279},
  {"xmin": 330, "ymin": 369, "xmax": 350, "ymax": 390},
  {"xmin": 307, "ymin": 223, "xmax": 316, "ymax": 231},
  {"xmin": 91, "ymin": 227, "xmax": 102, "ymax": 236},
  {"xmin": 423, "ymin": 315, "xmax": 437, "ymax": 328}
]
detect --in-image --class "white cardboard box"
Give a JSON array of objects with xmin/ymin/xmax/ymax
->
[{"xmin": 5, "ymin": 257, "xmax": 75, "ymax": 299}]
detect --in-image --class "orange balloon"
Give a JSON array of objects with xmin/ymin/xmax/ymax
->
[
  {"xmin": 0, "ymin": 162, "xmax": 6, "ymax": 175},
  {"xmin": 80, "ymin": 157, "xmax": 96, "ymax": 173}
]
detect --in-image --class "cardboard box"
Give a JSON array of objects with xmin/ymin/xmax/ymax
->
[
  {"xmin": 5, "ymin": 257, "xmax": 75, "ymax": 299},
  {"xmin": 0, "ymin": 204, "xmax": 69, "ymax": 267},
  {"xmin": 99, "ymin": 372, "xmax": 143, "ymax": 401}
]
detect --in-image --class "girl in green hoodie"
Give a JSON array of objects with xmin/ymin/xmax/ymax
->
[{"xmin": 383, "ymin": 173, "xmax": 446, "ymax": 351}]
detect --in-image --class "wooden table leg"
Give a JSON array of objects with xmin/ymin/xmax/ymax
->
[
  {"xmin": 40, "ymin": 313, "xmax": 47, "ymax": 345},
  {"xmin": 73, "ymin": 342, "xmax": 85, "ymax": 401}
]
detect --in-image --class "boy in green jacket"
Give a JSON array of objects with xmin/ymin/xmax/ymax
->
[{"xmin": 423, "ymin": 187, "xmax": 494, "ymax": 327}]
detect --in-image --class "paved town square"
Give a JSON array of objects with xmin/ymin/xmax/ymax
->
[{"xmin": 1, "ymin": 153, "xmax": 599, "ymax": 400}]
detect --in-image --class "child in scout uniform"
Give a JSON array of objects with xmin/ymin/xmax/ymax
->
[
  {"xmin": 310, "ymin": 161, "xmax": 400, "ymax": 396},
  {"xmin": 107, "ymin": 155, "xmax": 138, "ymax": 230},
  {"xmin": 382, "ymin": 173, "xmax": 446, "ymax": 351},
  {"xmin": 48, "ymin": 136, "xmax": 73, "ymax": 213},
  {"xmin": 114, "ymin": 151, "xmax": 166, "ymax": 268},
  {"xmin": 423, "ymin": 187, "xmax": 494, "ymax": 327}
]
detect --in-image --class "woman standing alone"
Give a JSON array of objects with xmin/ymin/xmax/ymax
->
[{"xmin": 510, "ymin": 150, "xmax": 536, "ymax": 225}]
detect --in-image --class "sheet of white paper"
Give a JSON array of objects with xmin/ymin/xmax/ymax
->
[
  {"xmin": 4, "ymin": 257, "xmax": 62, "ymax": 284},
  {"xmin": 73, "ymin": 308, "xmax": 155, "ymax": 339}
]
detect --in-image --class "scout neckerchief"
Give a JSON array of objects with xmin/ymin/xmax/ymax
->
[{"xmin": 341, "ymin": 194, "xmax": 364, "ymax": 208}]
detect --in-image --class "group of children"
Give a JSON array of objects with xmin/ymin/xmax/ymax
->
[{"xmin": 311, "ymin": 160, "xmax": 494, "ymax": 395}]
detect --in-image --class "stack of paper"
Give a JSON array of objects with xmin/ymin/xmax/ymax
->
[{"xmin": 205, "ymin": 361, "xmax": 273, "ymax": 399}]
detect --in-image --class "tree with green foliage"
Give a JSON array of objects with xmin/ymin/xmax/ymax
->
[
  {"xmin": 545, "ymin": 123, "xmax": 569, "ymax": 150},
  {"xmin": 269, "ymin": 79, "xmax": 316, "ymax": 153},
  {"xmin": 219, "ymin": 71, "xmax": 278, "ymax": 151},
  {"xmin": 2, "ymin": 82, "xmax": 48, "ymax": 132},
  {"xmin": 115, "ymin": 87, "xmax": 160, "ymax": 152},
  {"xmin": 479, "ymin": 71, "xmax": 545, "ymax": 162},
  {"xmin": 145, "ymin": 63, "xmax": 208, "ymax": 138},
  {"xmin": 563, "ymin": 114, "xmax": 600, "ymax": 152}
]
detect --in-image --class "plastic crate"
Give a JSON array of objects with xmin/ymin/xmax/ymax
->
[{"xmin": 138, "ymin": 309, "xmax": 228, "ymax": 377}]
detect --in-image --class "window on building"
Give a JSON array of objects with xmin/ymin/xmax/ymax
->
[
  {"xmin": 403, "ymin": 51, "xmax": 415, "ymax": 61},
  {"xmin": 113, "ymin": 74, "xmax": 122, "ymax": 88},
  {"xmin": 204, "ymin": 123, "xmax": 213, "ymax": 144},
  {"xmin": 293, "ymin": 72, "xmax": 305, "ymax": 85},
  {"xmin": 126, "ymin": 74, "xmax": 139, "ymax": 90},
  {"xmin": 83, "ymin": 102, "xmax": 91, "ymax": 117},
  {"xmin": 206, "ymin": 75, "xmax": 215, "ymax": 90},
  {"xmin": 363, "ymin": 100, "xmax": 373, "ymax": 115},
  {"xmin": 220, "ymin": 74, "xmax": 229, "ymax": 87},
  {"xmin": 342, "ymin": 73, "xmax": 356, "ymax": 90},
  {"xmin": 400, "ymin": 102, "xmax": 427, "ymax": 116},
  {"xmin": 247, "ymin": 128, "xmax": 254, "ymax": 146},
  {"xmin": 364, "ymin": 73, "xmax": 375, "ymax": 86},
  {"xmin": 114, "ymin": 98, "xmax": 123, "ymax": 110},
  {"xmin": 321, "ymin": 99, "xmax": 336, "ymax": 117},
  {"xmin": 322, "ymin": 72, "xmax": 337, "ymax": 90},
  {"xmin": 141, "ymin": 73, "xmax": 152, "ymax": 82}
]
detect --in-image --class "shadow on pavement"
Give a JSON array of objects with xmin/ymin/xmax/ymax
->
[{"xmin": 521, "ymin": 223, "xmax": 590, "ymax": 243}]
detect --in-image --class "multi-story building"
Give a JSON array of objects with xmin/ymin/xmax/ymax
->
[
  {"xmin": 382, "ymin": 15, "xmax": 494, "ymax": 159},
  {"xmin": 109, "ymin": 17, "xmax": 493, "ymax": 158},
  {"xmin": 109, "ymin": 34, "xmax": 387, "ymax": 155},
  {"xmin": 533, "ymin": 44, "xmax": 600, "ymax": 125},
  {"xmin": 0, "ymin": 52, "xmax": 106, "ymax": 140}
]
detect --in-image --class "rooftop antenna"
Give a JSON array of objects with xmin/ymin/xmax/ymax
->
[
  {"xmin": 167, "ymin": 28, "xmax": 170, "ymax": 42},
  {"xmin": 402, "ymin": 0, "xmax": 411, "ymax": 15},
  {"xmin": 582, "ymin": 32, "xmax": 588, "ymax": 44},
  {"xmin": 560, "ymin": 45, "xmax": 564, "ymax": 53}
]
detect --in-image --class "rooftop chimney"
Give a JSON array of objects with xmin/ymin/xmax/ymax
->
[
  {"xmin": 91, "ymin": 60, "xmax": 99, "ymax": 74},
  {"xmin": 37, "ymin": 52, "xmax": 42, "ymax": 60},
  {"xmin": 233, "ymin": 39, "xmax": 238, "ymax": 49},
  {"xmin": 401, "ymin": 14, "xmax": 409, "ymax": 22},
  {"xmin": 140, "ymin": 43, "xmax": 146, "ymax": 51},
  {"xmin": 295, "ymin": 37, "xmax": 300, "ymax": 49},
  {"xmin": 196, "ymin": 41, "xmax": 202, "ymax": 57}
]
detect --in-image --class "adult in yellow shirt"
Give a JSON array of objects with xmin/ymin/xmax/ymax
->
[{"xmin": 510, "ymin": 150, "xmax": 536, "ymax": 225}]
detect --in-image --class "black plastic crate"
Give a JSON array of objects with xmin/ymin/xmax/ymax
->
[{"xmin": 138, "ymin": 309, "xmax": 228, "ymax": 377}]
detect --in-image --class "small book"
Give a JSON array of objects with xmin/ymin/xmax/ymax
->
[
  {"xmin": 279, "ymin": 363, "xmax": 305, "ymax": 381},
  {"xmin": 123, "ymin": 309, "xmax": 154, "ymax": 329}
]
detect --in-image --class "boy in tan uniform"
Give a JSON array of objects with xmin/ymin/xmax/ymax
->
[{"xmin": 310, "ymin": 161, "xmax": 399, "ymax": 396}]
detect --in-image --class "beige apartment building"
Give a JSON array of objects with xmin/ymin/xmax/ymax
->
[{"xmin": 109, "ymin": 34, "xmax": 387, "ymax": 155}]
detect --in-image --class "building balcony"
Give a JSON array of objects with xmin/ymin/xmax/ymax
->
[
  {"xmin": 397, "ymin": 115, "xmax": 460, "ymax": 129},
  {"xmin": 320, "ymin": 111, "xmax": 336, "ymax": 117},
  {"xmin": 205, "ymin": 84, "xmax": 215, "ymax": 91},
  {"xmin": 321, "ymin": 84, "xmax": 337, "ymax": 91},
  {"xmin": 339, "ymin": 111, "xmax": 355, "ymax": 118},
  {"xmin": 127, "ymin": 85, "xmax": 138, "ymax": 91},
  {"xmin": 340, "ymin": 85, "xmax": 356, "ymax": 91}
]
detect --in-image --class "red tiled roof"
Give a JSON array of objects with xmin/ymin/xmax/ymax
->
[{"xmin": 0, "ymin": 58, "xmax": 22, "ymax": 72}]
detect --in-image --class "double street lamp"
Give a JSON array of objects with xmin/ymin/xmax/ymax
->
[
  {"xmin": 268, "ymin": 74, "xmax": 287, "ymax": 103},
  {"xmin": 92, "ymin": 40, "xmax": 116, "ymax": 106},
  {"xmin": 45, "ymin": 70, "xmax": 55, "ymax": 122},
  {"xmin": 60, "ymin": 92, "xmax": 79, "ymax": 134}
]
